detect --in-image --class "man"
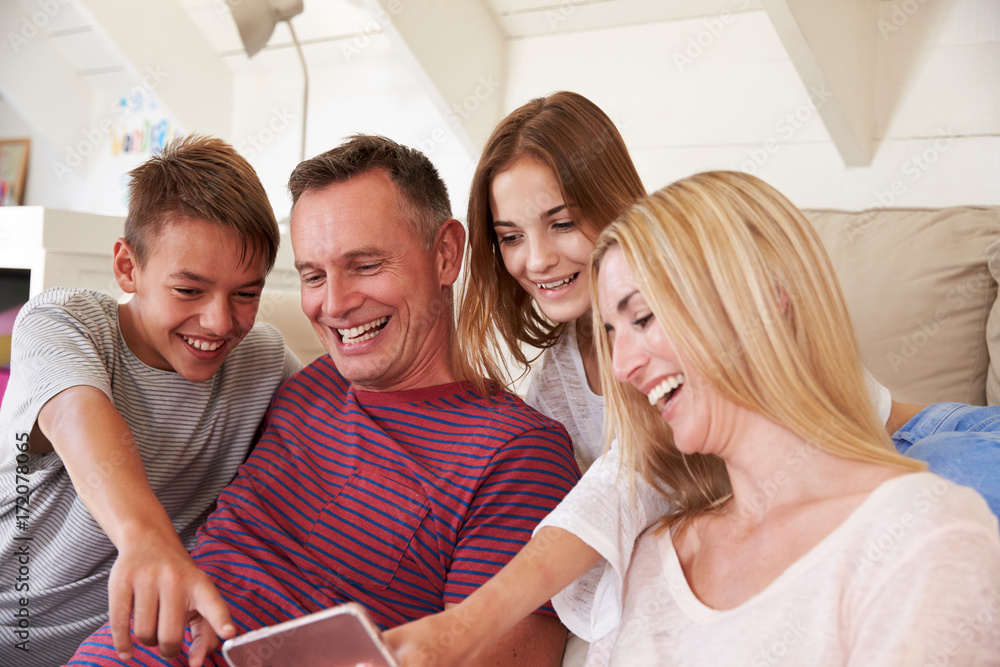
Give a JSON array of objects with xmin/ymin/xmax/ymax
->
[
  {"xmin": 68, "ymin": 135, "xmax": 580, "ymax": 666},
  {"xmin": 0, "ymin": 136, "xmax": 301, "ymax": 666}
]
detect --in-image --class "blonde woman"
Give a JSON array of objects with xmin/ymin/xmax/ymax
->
[
  {"xmin": 387, "ymin": 172, "xmax": 1000, "ymax": 665},
  {"xmin": 581, "ymin": 171, "xmax": 1000, "ymax": 663}
]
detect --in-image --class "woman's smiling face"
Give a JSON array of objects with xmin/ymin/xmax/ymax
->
[
  {"xmin": 597, "ymin": 244, "xmax": 722, "ymax": 456},
  {"xmin": 489, "ymin": 158, "xmax": 596, "ymax": 323}
]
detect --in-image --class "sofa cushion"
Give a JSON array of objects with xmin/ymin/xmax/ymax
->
[
  {"xmin": 807, "ymin": 206, "xmax": 1000, "ymax": 406},
  {"xmin": 256, "ymin": 289, "xmax": 327, "ymax": 364}
]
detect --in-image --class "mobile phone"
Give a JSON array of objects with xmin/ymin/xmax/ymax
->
[{"xmin": 221, "ymin": 602, "xmax": 399, "ymax": 667}]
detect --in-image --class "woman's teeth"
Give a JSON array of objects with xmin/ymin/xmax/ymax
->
[
  {"xmin": 183, "ymin": 335, "xmax": 223, "ymax": 352},
  {"xmin": 339, "ymin": 316, "xmax": 389, "ymax": 345},
  {"xmin": 536, "ymin": 274, "xmax": 578, "ymax": 290},
  {"xmin": 648, "ymin": 374, "xmax": 685, "ymax": 406}
]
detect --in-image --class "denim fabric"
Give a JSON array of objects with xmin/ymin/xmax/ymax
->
[{"xmin": 893, "ymin": 402, "xmax": 1000, "ymax": 518}]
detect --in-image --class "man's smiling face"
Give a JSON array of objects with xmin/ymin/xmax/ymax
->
[{"xmin": 291, "ymin": 169, "xmax": 460, "ymax": 392}]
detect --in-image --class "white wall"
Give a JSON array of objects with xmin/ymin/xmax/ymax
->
[
  {"xmin": 0, "ymin": 30, "xmax": 477, "ymax": 225},
  {"xmin": 502, "ymin": 0, "xmax": 1000, "ymax": 209},
  {"xmin": 3, "ymin": 0, "xmax": 998, "ymax": 219},
  {"xmin": 228, "ymin": 32, "xmax": 476, "ymax": 224},
  {"xmin": 0, "ymin": 82, "xmax": 181, "ymax": 215}
]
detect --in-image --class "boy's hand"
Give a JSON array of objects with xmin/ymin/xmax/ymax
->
[{"xmin": 108, "ymin": 534, "xmax": 235, "ymax": 667}]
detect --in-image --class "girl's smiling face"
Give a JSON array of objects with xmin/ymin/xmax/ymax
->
[{"xmin": 489, "ymin": 158, "xmax": 596, "ymax": 324}]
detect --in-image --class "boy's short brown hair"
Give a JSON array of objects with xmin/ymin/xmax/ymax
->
[{"xmin": 124, "ymin": 135, "xmax": 279, "ymax": 271}]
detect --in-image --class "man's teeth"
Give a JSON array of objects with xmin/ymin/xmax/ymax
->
[
  {"xmin": 536, "ymin": 274, "xmax": 577, "ymax": 290},
  {"xmin": 648, "ymin": 374, "xmax": 685, "ymax": 406},
  {"xmin": 338, "ymin": 316, "xmax": 389, "ymax": 345},
  {"xmin": 182, "ymin": 335, "xmax": 223, "ymax": 352}
]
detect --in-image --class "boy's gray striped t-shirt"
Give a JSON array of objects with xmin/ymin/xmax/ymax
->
[{"xmin": 0, "ymin": 287, "xmax": 301, "ymax": 666}]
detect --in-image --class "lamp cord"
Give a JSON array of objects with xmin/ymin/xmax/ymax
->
[{"xmin": 287, "ymin": 19, "xmax": 308, "ymax": 162}]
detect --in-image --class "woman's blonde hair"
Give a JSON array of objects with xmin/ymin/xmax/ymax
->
[
  {"xmin": 591, "ymin": 171, "xmax": 924, "ymax": 527},
  {"xmin": 457, "ymin": 91, "xmax": 646, "ymax": 391}
]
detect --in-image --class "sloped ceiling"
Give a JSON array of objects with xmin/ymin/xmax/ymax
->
[{"xmin": 1, "ymin": 0, "xmax": 876, "ymax": 165}]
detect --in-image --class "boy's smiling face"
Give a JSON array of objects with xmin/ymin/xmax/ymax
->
[{"xmin": 114, "ymin": 216, "xmax": 267, "ymax": 383}]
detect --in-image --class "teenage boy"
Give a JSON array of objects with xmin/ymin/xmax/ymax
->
[{"xmin": 0, "ymin": 135, "xmax": 301, "ymax": 667}]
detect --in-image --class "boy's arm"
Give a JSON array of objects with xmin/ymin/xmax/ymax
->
[
  {"xmin": 36, "ymin": 386, "xmax": 235, "ymax": 666},
  {"xmin": 386, "ymin": 527, "xmax": 598, "ymax": 666}
]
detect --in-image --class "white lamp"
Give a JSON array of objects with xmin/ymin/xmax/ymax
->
[{"xmin": 231, "ymin": 0, "xmax": 304, "ymax": 57}]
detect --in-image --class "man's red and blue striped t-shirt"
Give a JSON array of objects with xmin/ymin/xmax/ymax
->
[{"xmin": 69, "ymin": 356, "xmax": 579, "ymax": 666}]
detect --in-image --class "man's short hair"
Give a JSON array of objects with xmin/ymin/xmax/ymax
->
[
  {"xmin": 125, "ymin": 134, "xmax": 279, "ymax": 271},
  {"xmin": 287, "ymin": 134, "xmax": 452, "ymax": 247}
]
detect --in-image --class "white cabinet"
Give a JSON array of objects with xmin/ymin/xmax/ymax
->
[{"xmin": 0, "ymin": 207, "xmax": 125, "ymax": 299}]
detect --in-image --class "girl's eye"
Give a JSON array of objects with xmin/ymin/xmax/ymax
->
[
  {"xmin": 553, "ymin": 220, "xmax": 575, "ymax": 232},
  {"xmin": 633, "ymin": 313, "xmax": 653, "ymax": 329},
  {"xmin": 498, "ymin": 233, "xmax": 522, "ymax": 246}
]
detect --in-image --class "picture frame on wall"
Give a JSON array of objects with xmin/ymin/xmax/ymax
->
[{"xmin": 0, "ymin": 138, "xmax": 30, "ymax": 206}]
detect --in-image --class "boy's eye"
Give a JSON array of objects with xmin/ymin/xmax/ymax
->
[
  {"xmin": 174, "ymin": 288, "xmax": 199, "ymax": 296},
  {"xmin": 236, "ymin": 291, "xmax": 261, "ymax": 300}
]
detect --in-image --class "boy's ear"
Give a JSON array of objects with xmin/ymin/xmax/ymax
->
[
  {"xmin": 112, "ymin": 238, "xmax": 139, "ymax": 294},
  {"xmin": 435, "ymin": 218, "xmax": 466, "ymax": 287}
]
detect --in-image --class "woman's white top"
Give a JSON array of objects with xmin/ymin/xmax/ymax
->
[{"xmin": 586, "ymin": 472, "xmax": 1000, "ymax": 666}]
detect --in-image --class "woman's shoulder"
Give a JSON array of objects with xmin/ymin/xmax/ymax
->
[
  {"xmin": 866, "ymin": 472, "xmax": 995, "ymax": 525},
  {"xmin": 849, "ymin": 472, "xmax": 999, "ymax": 571}
]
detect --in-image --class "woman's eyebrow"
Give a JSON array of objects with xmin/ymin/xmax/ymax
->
[{"xmin": 617, "ymin": 290, "xmax": 640, "ymax": 313}]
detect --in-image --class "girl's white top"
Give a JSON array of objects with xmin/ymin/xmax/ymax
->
[{"xmin": 525, "ymin": 324, "xmax": 606, "ymax": 473}]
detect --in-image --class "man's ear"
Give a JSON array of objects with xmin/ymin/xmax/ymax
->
[
  {"xmin": 435, "ymin": 218, "xmax": 466, "ymax": 287},
  {"xmin": 112, "ymin": 238, "xmax": 139, "ymax": 294}
]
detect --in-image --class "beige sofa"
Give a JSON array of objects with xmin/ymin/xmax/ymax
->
[
  {"xmin": 808, "ymin": 206, "xmax": 1000, "ymax": 407},
  {"xmin": 261, "ymin": 205, "xmax": 1000, "ymax": 409}
]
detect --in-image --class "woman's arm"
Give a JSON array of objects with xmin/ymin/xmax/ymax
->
[{"xmin": 385, "ymin": 527, "xmax": 599, "ymax": 667}]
